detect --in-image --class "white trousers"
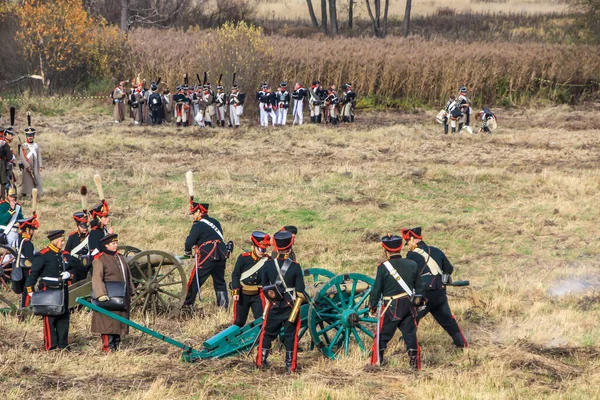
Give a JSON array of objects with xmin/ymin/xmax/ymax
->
[
  {"xmin": 276, "ymin": 106, "xmax": 288, "ymax": 125},
  {"xmin": 229, "ymin": 105, "xmax": 241, "ymax": 126},
  {"xmin": 293, "ymin": 101, "xmax": 304, "ymax": 125}
]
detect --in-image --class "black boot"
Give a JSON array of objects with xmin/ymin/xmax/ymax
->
[
  {"xmin": 310, "ymin": 116, "xmax": 315, "ymax": 124},
  {"xmin": 378, "ymin": 349, "xmax": 385, "ymax": 366},
  {"xmin": 451, "ymin": 127, "xmax": 456, "ymax": 134},
  {"xmin": 444, "ymin": 120, "xmax": 449, "ymax": 134},
  {"xmin": 451, "ymin": 332, "xmax": 467, "ymax": 348},
  {"xmin": 342, "ymin": 116, "xmax": 349, "ymax": 123},
  {"xmin": 317, "ymin": 115, "xmax": 322, "ymax": 124},
  {"xmin": 408, "ymin": 349, "xmax": 420, "ymax": 370},
  {"xmin": 331, "ymin": 117, "xmax": 338, "ymax": 125},
  {"xmin": 350, "ymin": 115, "xmax": 354, "ymax": 122},
  {"xmin": 113, "ymin": 335, "xmax": 121, "ymax": 351},
  {"xmin": 285, "ymin": 351, "xmax": 294, "ymax": 372},
  {"xmin": 458, "ymin": 123, "xmax": 463, "ymax": 132},
  {"xmin": 258, "ymin": 348, "xmax": 270, "ymax": 369},
  {"xmin": 206, "ymin": 121, "xmax": 212, "ymax": 127},
  {"xmin": 216, "ymin": 291, "xmax": 229, "ymax": 309},
  {"xmin": 221, "ymin": 120, "xmax": 225, "ymax": 127}
]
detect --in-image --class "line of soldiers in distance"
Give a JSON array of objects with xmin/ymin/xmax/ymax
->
[{"xmin": 111, "ymin": 79, "xmax": 356, "ymax": 128}]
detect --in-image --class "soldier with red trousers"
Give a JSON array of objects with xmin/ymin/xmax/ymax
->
[
  {"xmin": 369, "ymin": 234, "xmax": 423, "ymax": 369},
  {"xmin": 403, "ymin": 227, "xmax": 468, "ymax": 349},
  {"xmin": 230, "ymin": 231, "xmax": 270, "ymax": 327},
  {"xmin": 256, "ymin": 230, "xmax": 305, "ymax": 372},
  {"xmin": 25, "ymin": 230, "xmax": 74, "ymax": 351}
]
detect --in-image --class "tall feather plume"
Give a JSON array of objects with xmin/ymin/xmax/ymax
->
[
  {"xmin": 186, "ymin": 170, "xmax": 194, "ymax": 200},
  {"xmin": 156, "ymin": 77, "xmax": 161, "ymax": 86},
  {"xmin": 218, "ymin": 74, "xmax": 222, "ymax": 86},
  {"xmin": 31, "ymin": 188, "xmax": 38, "ymax": 214},
  {"xmin": 27, "ymin": 111, "xmax": 31, "ymax": 127},
  {"xmin": 196, "ymin": 73, "xmax": 201, "ymax": 85},
  {"xmin": 93, "ymin": 174, "xmax": 104, "ymax": 201},
  {"xmin": 10, "ymin": 107, "xmax": 15, "ymax": 126},
  {"xmin": 232, "ymin": 73, "xmax": 236, "ymax": 86},
  {"xmin": 203, "ymin": 72, "xmax": 207, "ymax": 86},
  {"xmin": 80, "ymin": 185, "xmax": 88, "ymax": 213}
]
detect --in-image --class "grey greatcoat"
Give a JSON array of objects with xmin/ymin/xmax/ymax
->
[
  {"xmin": 19, "ymin": 142, "xmax": 43, "ymax": 196},
  {"xmin": 112, "ymin": 87, "xmax": 126, "ymax": 122},
  {"xmin": 91, "ymin": 251, "xmax": 135, "ymax": 336}
]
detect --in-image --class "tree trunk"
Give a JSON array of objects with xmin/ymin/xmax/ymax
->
[
  {"xmin": 403, "ymin": 0, "xmax": 412, "ymax": 37},
  {"xmin": 375, "ymin": 0, "xmax": 381, "ymax": 37},
  {"xmin": 329, "ymin": 0, "xmax": 338, "ymax": 35},
  {"xmin": 364, "ymin": 0, "xmax": 379, "ymax": 37},
  {"xmin": 321, "ymin": 0, "xmax": 328, "ymax": 35},
  {"xmin": 120, "ymin": 0, "xmax": 129, "ymax": 33},
  {"xmin": 305, "ymin": 0, "xmax": 319, "ymax": 27},
  {"xmin": 348, "ymin": 0, "xmax": 353, "ymax": 30},
  {"xmin": 383, "ymin": 0, "xmax": 390, "ymax": 37}
]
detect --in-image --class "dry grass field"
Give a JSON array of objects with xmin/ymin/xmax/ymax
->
[
  {"xmin": 1, "ymin": 101, "xmax": 600, "ymax": 399},
  {"xmin": 255, "ymin": 0, "xmax": 570, "ymax": 21}
]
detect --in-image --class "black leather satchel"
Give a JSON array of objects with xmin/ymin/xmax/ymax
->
[
  {"xmin": 262, "ymin": 282, "xmax": 286, "ymax": 302},
  {"xmin": 91, "ymin": 281, "xmax": 127, "ymax": 311},
  {"xmin": 31, "ymin": 289, "xmax": 65, "ymax": 316}
]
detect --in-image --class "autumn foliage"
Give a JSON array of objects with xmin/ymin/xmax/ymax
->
[{"xmin": 15, "ymin": 0, "xmax": 125, "ymax": 90}]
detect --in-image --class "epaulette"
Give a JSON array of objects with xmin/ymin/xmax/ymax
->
[
  {"xmin": 93, "ymin": 252, "xmax": 103, "ymax": 260},
  {"xmin": 241, "ymin": 252, "xmax": 251, "ymax": 257},
  {"xmin": 91, "ymin": 226, "xmax": 100, "ymax": 230},
  {"xmin": 62, "ymin": 250, "xmax": 69, "ymax": 255},
  {"xmin": 69, "ymin": 231, "xmax": 78, "ymax": 237},
  {"xmin": 40, "ymin": 248, "xmax": 50, "ymax": 254},
  {"xmin": 0, "ymin": 200, "xmax": 6, "ymax": 204}
]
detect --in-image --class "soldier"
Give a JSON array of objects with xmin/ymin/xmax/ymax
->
[
  {"xmin": 259, "ymin": 87, "xmax": 277, "ymax": 127},
  {"xmin": 477, "ymin": 107, "xmax": 497, "ymax": 134},
  {"xmin": 1, "ymin": 127, "xmax": 16, "ymax": 198},
  {"xmin": 324, "ymin": 86, "xmax": 340, "ymax": 125},
  {"xmin": 148, "ymin": 82, "xmax": 163, "ymax": 125},
  {"xmin": 131, "ymin": 85, "xmax": 146, "ymax": 125},
  {"xmin": 174, "ymin": 86, "xmax": 190, "ymax": 127},
  {"xmin": 25, "ymin": 230, "xmax": 73, "ymax": 351},
  {"xmin": 14, "ymin": 214, "xmax": 39, "ymax": 308},
  {"xmin": 112, "ymin": 81, "xmax": 126, "ymax": 124},
  {"xmin": 214, "ymin": 85, "xmax": 227, "ymax": 128},
  {"xmin": 91, "ymin": 233, "xmax": 135, "ymax": 352},
  {"xmin": 291, "ymin": 82, "xmax": 306, "ymax": 125},
  {"xmin": 402, "ymin": 227, "xmax": 468, "ymax": 349},
  {"xmin": 183, "ymin": 200, "xmax": 229, "ymax": 310},
  {"xmin": 256, "ymin": 230, "xmax": 305, "ymax": 372},
  {"xmin": 275, "ymin": 83, "xmax": 290, "ymax": 126},
  {"xmin": 457, "ymin": 86, "xmax": 471, "ymax": 131},
  {"xmin": 19, "ymin": 124, "xmax": 43, "ymax": 198},
  {"xmin": 0, "ymin": 187, "xmax": 24, "ymax": 247},
  {"xmin": 89, "ymin": 200, "xmax": 112, "ymax": 256},
  {"xmin": 228, "ymin": 85, "xmax": 243, "ymax": 128},
  {"xmin": 231, "ymin": 231, "xmax": 270, "ymax": 327},
  {"xmin": 271, "ymin": 226, "xmax": 298, "ymax": 261},
  {"xmin": 203, "ymin": 83, "xmax": 215, "ymax": 127},
  {"xmin": 444, "ymin": 95, "xmax": 460, "ymax": 134},
  {"xmin": 65, "ymin": 212, "xmax": 90, "ymax": 283},
  {"xmin": 256, "ymin": 83, "xmax": 267, "ymax": 126},
  {"xmin": 340, "ymin": 83, "xmax": 356, "ymax": 123},
  {"xmin": 369, "ymin": 234, "xmax": 423, "ymax": 369},
  {"xmin": 162, "ymin": 88, "xmax": 172, "ymax": 123},
  {"xmin": 308, "ymin": 80, "xmax": 326, "ymax": 124}
]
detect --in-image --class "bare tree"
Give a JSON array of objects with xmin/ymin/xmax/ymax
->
[
  {"xmin": 403, "ymin": 0, "xmax": 411, "ymax": 37},
  {"xmin": 121, "ymin": 0, "xmax": 129, "ymax": 33},
  {"xmin": 348, "ymin": 0, "xmax": 354, "ymax": 30},
  {"xmin": 365, "ymin": 0, "xmax": 390, "ymax": 37},
  {"xmin": 305, "ymin": 0, "xmax": 319, "ymax": 28},
  {"xmin": 321, "ymin": 0, "xmax": 328, "ymax": 35},
  {"xmin": 328, "ymin": 0, "xmax": 338, "ymax": 35}
]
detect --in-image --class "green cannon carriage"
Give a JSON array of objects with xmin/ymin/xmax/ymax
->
[{"xmin": 77, "ymin": 267, "xmax": 380, "ymax": 361}]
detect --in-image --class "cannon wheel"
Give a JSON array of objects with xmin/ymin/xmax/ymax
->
[
  {"xmin": 129, "ymin": 250, "xmax": 186, "ymax": 314},
  {"xmin": 297, "ymin": 268, "xmax": 336, "ymax": 342},
  {"xmin": 308, "ymin": 273, "xmax": 377, "ymax": 359},
  {"xmin": 118, "ymin": 245, "xmax": 142, "ymax": 259},
  {"xmin": 0, "ymin": 244, "xmax": 17, "ymax": 291}
]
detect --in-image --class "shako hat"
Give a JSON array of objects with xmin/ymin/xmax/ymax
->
[
  {"xmin": 100, "ymin": 233, "xmax": 119, "ymax": 244},
  {"xmin": 251, "ymin": 231, "xmax": 270, "ymax": 249},
  {"xmin": 18, "ymin": 215, "xmax": 39, "ymax": 231},
  {"xmin": 7, "ymin": 186, "xmax": 17, "ymax": 199},
  {"xmin": 190, "ymin": 201, "xmax": 209, "ymax": 214},
  {"xmin": 273, "ymin": 230, "xmax": 294, "ymax": 251},
  {"xmin": 231, "ymin": 85, "xmax": 239, "ymax": 90},
  {"xmin": 25, "ymin": 127, "xmax": 36, "ymax": 136},
  {"xmin": 279, "ymin": 225, "xmax": 298, "ymax": 235},
  {"xmin": 90, "ymin": 200, "xmax": 109, "ymax": 219},
  {"xmin": 73, "ymin": 211, "xmax": 88, "ymax": 227},
  {"xmin": 401, "ymin": 227, "xmax": 423, "ymax": 244},
  {"xmin": 280, "ymin": 82, "xmax": 288, "ymax": 88},
  {"xmin": 381, "ymin": 234, "xmax": 403, "ymax": 252},
  {"xmin": 150, "ymin": 82, "xmax": 158, "ymax": 90},
  {"xmin": 47, "ymin": 230, "xmax": 65, "ymax": 240}
]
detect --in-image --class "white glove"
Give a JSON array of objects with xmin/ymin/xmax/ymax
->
[{"xmin": 60, "ymin": 271, "xmax": 71, "ymax": 280}]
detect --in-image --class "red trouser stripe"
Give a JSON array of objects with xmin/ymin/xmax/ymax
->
[
  {"xmin": 259, "ymin": 291, "xmax": 265, "ymax": 309},
  {"xmin": 291, "ymin": 313, "xmax": 302, "ymax": 372},
  {"xmin": 232, "ymin": 299, "xmax": 238, "ymax": 325},
  {"xmin": 186, "ymin": 267, "xmax": 196, "ymax": 291},
  {"xmin": 256, "ymin": 303, "xmax": 270, "ymax": 367},
  {"xmin": 453, "ymin": 314, "xmax": 468, "ymax": 348},
  {"xmin": 370, "ymin": 315, "xmax": 384, "ymax": 365},
  {"xmin": 43, "ymin": 316, "xmax": 51, "ymax": 351},
  {"xmin": 102, "ymin": 334, "xmax": 110, "ymax": 353}
]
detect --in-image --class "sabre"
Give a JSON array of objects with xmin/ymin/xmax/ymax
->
[{"xmin": 374, "ymin": 298, "xmax": 382, "ymax": 366}]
